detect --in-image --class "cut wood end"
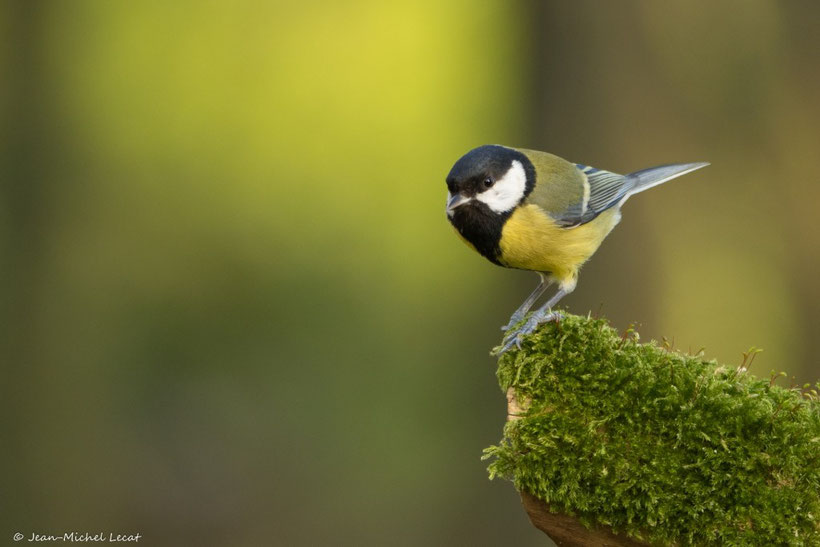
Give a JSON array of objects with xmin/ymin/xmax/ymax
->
[
  {"xmin": 506, "ymin": 387, "xmax": 530, "ymax": 421},
  {"xmin": 520, "ymin": 491, "xmax": 650, "ymax": 547}
]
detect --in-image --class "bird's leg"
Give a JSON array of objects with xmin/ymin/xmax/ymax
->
[
  {"xmin": 499, "ymin": 287, "xmax": 571, "ymax": 354},
  {"xmin": 501, "ymin": 272, "xmax": 551, "ymax": 331}
]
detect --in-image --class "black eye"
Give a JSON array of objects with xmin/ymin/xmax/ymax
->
[{"xmin": 483, "ymin": 177, "xmax": 494, "ymax": 188}]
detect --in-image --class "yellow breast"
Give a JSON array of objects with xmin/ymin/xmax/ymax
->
[{"xmin": 498, "ymin": 204, "xmax": 621, "ymax": 283}]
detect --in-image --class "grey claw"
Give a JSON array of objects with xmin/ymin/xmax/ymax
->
[
  {"xmin": 496, "ymin": 310, "xmax": 564, "ymax": 355},
  {"xmin": 498, "ymin": 310, "xmax": 563, "ymax": 354},
  {"xmin": 497, "ymin": 335, "xmax": 521, "ymax": 355},
  {"xmin": 498, "ymin": 326, "xmax": 529, "ymax": 354}
]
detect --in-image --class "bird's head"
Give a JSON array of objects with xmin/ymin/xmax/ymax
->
[{"xmin": 445, "ymin": 145, "xmax": 535, "ymax": 218}]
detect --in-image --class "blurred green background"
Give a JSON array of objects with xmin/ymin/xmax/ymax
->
[{"xmin": 2, "ymin": 1, "xmax": 819, "ymax": 545}]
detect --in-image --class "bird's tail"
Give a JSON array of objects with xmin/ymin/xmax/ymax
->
[{"xmin": 624, "ymin": 162, "xmax": 709, "ymax": 198}]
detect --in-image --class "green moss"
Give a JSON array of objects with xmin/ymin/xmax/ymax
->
[{"xmin": 484, "ymin": 314, "xmax": 820, "ymax": 546}]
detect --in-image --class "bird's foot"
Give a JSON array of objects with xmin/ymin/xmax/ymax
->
[
  {"xmin": 496, "ymin": 310, "xmax": 562, "ymax": 355},
  {"xmin": 501, "ymin": 311, "xmax": 527, "ymax": 332}
]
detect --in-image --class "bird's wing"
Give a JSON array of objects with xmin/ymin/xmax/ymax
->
[
  {"xmin": 524, "ymin": 155, "xmax": 709, "ymax": 228},
  {"xmin": 549, "ymin": 164, "xmax": 630, "ymax": 228},
  {"xmin": 517, "ymin": 149, "xmax": 587, "ymax": 220}
]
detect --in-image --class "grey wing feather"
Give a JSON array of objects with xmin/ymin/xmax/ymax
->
[
  {"xmin": 553, "ymin": 164, "xmax": 630, "ymax": 227},
  {"xmin": 554, "ymin": 162, "xmax": 709, "ymax": 228}
]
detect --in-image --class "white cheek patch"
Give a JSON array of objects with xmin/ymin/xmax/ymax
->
[{"xmin": 475, "ymin": 160, "xmax": 527, "ymax": 213}]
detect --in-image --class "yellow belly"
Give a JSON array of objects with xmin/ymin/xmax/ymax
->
[{"xmin": 498, "ymin": 204, "xmax": 621, "ymax": 284}]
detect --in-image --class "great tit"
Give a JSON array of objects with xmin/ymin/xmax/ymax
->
[{"xmin": 445, "ymin": 145, "xmax": 708, "ymax": 353}]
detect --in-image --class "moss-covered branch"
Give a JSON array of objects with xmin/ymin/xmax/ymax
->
[{"xmin": 483, "ymin": 314, "xmax": 820, "ymax": 546}]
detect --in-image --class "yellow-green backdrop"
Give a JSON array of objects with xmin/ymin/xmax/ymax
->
[{"xmin": 2, "ymin": 1, "xmax": 818, "ymax": 545}]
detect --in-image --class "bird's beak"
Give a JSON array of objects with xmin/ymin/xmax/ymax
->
[{"xmin": 446, "ymin": 192, "xmax": 472, "ymax": 213}]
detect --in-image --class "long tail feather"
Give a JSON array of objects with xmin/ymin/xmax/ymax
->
[{"xmin": 625, "ymin": 162, "xmax": 709, "ymax": 197}]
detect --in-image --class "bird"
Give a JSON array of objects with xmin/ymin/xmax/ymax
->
[{"xmin": 445, "ymin": 145, "xmax": 708, "ymax": 354}]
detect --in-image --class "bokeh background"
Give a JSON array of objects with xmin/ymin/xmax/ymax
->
[{"xmin": 2, "ymin": 1, "xmax": 819, "ymax": 545}]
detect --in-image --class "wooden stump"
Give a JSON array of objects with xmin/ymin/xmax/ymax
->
[{"xmin": 506, "ymin": 388, "xmax": 651, "ymax": 547}]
